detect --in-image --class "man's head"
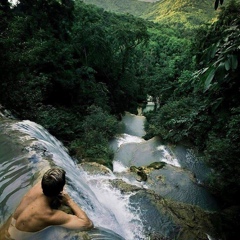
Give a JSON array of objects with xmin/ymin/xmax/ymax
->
[{"xmin": 42, "ymin": 167, "xmax": 66, "ymax": 197}]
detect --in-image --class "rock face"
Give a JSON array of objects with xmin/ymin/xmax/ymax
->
[
  {"xmin": 109, "ymin": 179, "xmax": 220, "ymax": 240},
  {"xmin": 79, "ymin": 162, "xmax": 222, "ymax": 240}
]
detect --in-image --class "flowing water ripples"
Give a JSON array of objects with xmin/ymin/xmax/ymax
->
[
  {"xmin": 0, "ymin": 115, "xmax": 220, "ymax": 239},
  {"xmin": 10, "ymin": 120, "xmax": 147, "ymax": 239}
]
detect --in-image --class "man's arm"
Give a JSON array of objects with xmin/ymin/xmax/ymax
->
[{"xmin": 50, "ymin": 192, "xmax": 93, "ymax": 230}]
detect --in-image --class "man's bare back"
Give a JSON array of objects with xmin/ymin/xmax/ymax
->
[{"xmin": 0, "ymin": 168, "xmax": 93, "ymax": 240}]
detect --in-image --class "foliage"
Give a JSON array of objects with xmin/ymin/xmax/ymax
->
[
  {"xmin": 82, "ymin": 0, "xmax": 152, "ymax": 16},
  {"xmin": 35, "ymin": 106, "xmax": 83, "ymax": 142},
  {"xmin": 205, "ymin": 107, "xmax": 240, "ymax": 205},
  {"xmin": 1, "ymin": 1, "xmax": 240, "ymax": 228},
  {"xmin": 72, "ymin": 2, "xmax": 149, "ymax": 114},
  {"xmin": 137, "ymin": 25, "xmax": 195, "ymax": 108},
  {"xmin": 145, "ymin": 1, "xmax": 240, "ymax": 210},
  {"xmin": 82, "ymin": 105, "xmax": 119, "ymax": 141},
  {"xmin": 144, "ymin": 0, "xmax": 217, "ymax": 30},
  {"xmin": 0, "ymin": 0, "xmax": 75, "ymax": 119},
  {"xmin": 83, "ymin": 0, "xmax": 218, "ymax": 32},
  {"xmin": 193, "ymin": 1, "xmax": 240, "ymax": 94},
  {"xmin": 69, "ymin": 105, "xmax": 119, "ymax": 169},
  {"xmin": 0, "ymin": 0, "xmax": 149, "ymax": 167},
  {"xmin": 36, "ymin": 105, "xmax": 119, "ymax": 169},
  {"xmin": 145, "ymin": 96, "xmax": 212, "ymax": 148}
]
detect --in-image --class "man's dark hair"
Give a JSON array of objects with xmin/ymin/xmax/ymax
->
[{"xmin": 42, "ymin": 167, "xmax": 66, "ymax": 197}]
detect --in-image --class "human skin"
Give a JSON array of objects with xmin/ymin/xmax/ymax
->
[{"xmin": 0, "ymin": 181, "xmax": 93, "ymax": 239}]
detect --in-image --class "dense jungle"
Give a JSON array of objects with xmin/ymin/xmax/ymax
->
[{"xmin": 0, "ymin": 0, "xmax": 240, "ymax": 239}]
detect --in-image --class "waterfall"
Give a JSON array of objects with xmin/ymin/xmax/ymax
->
[
  {"xmin": 0, "ymin": 114, "xmax": 221, "ymax": 240},
  {"xmin": 111, "ymin": 112, "xmax": 219, "ymax": 211},
  {"xmin": 10, "ymin": 120, "xmax": 146, "ymax": 240}
]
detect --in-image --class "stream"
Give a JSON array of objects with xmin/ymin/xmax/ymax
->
[
  {"xmin": 111, "ymin": 112, "xmax": 218, "ymax": 211},
  {"xmin": 0, "ymin": 111, "xmax": 220, "ymax": 240}
]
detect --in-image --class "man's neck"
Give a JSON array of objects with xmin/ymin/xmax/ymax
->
[{"xmin": 46, "ymin": 195, "xmax": 62, "ymax": 209}]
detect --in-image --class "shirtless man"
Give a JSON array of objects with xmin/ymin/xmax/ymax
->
[{"xmin": 0, "ymin": 167, "xmax": 93, "ymax": 239}]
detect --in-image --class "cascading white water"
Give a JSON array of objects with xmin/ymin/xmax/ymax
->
[
  {"xmin": 110, "ymin": 112, "xmax": 219, "ymax": 212},
  {"xmin": 112, "ymin": 133, "xmax": 181, "ymax": 169},
  {"xmin": 112, "ymin": 133, "xmax": 145, "ymax": 172},
  {"xmin": 84, "ymin": 173, "xmax": 145, "ymax": 239},
  {"xmin": 156, "ymin": 145, "xmax": 181, "ymax": 167},
  {"xmin": 115, "ymin": 134, "xmax": 145, "ymax": 148},
  {"xmin": 0, "ymin": 113, "xmax": 221, "ymax": 239},
  {"xmin": 12, "ymin": 120, "xmax": 146, "ymax": 240}
]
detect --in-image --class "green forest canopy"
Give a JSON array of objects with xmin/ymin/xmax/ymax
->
[{"xmin": 0, "ymin": 1, "xmax": 240, "ymax": 237}]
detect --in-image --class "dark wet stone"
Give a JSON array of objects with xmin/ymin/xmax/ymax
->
[
  {"xmin": 148, "ymin": 161, "xmax": 166, "ymax": 169},
  {"xmin": 130, "ymin": 165, "xmax": 148, "ymax": 181}
]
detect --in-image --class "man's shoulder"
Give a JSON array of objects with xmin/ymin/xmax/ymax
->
[{"xmin": 44, "ymin": 209, "xmax": 72, "ymax": 226}]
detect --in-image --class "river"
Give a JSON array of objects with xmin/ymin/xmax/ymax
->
[
  {"xmin": 111, "ymin": 112, "xmax": 218, "ymax": 210},
  {"xmin": 0, "ymin": 112, "xmax": 220, "ymax": 239}
]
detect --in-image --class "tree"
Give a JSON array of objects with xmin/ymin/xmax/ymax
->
[
  {"xmin": 193, "ymin": 0, "xmax": 240, "ymax": 108},
  {"xmin": 145, "ymin": 0, "xmax": 240, "ymax": 211}
]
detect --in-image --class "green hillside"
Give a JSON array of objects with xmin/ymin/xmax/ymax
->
[
  {"xmin": 82, "ymin": 0, "xmax": 153, "ymax": 17},
  {"xmin": 82, "ymin": 0, "xmax": 218, "ymax": 28},
  {"xmin": 143, "ymin": 0, "xmax": 217, "ymax": 28}
]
